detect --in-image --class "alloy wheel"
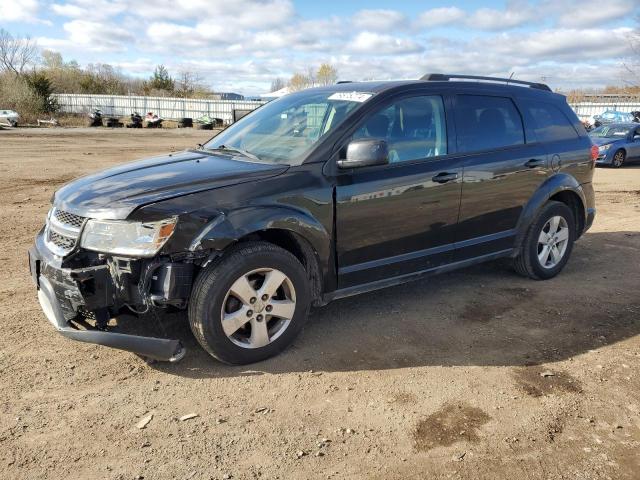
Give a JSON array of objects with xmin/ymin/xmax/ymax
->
[
  {"xmin": 613, "ymin": 150, "xmax": 625, "ymax": 167},
  {"xmin": 537, "ymin": 215, "xmax": 569, "ymax": 269},
  {"xmin": 220, "ymin": 268, "xmax": 296, "ymax": 349}
]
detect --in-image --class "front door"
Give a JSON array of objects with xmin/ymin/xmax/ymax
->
[{"xmin": 335, "ymin": 94, "xmax": 463, "ymax": 288}]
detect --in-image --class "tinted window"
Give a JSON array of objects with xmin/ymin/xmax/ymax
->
[
  {"xmin": 353, "ymin": 96, "xmax": 447, "ymax": 163},
  {"xmin": 522, "ymin": 100, "xmax": 578, "ymax": 142},
  {"xmin": 455, "ymin": 95, "xmax": 524, "ymax": 153}
]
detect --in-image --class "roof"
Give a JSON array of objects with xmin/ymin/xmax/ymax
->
[{"xmin": 295, "ymin": 78, "xmax": 560, "ymax": 99}]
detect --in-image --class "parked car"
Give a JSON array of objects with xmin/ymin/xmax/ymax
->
[
  {"xmin": 0, "ymin": 109, "xmax": 20, "ymax": 127},
  {"xmin": 593, "ymin": 110, "xmax": 635, "ymax": 127},
  {"xmin": 589, "ymin": 123, "xmax": 640, "ymax": 167},
  {"xmin": 29, "ymin": 74, "xmax": 596, "ymax": 365}
]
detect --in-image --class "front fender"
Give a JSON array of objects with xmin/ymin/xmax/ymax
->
[
  {"xmin": 190, "ymin": 205, "xmax": 331, "ymax": 262},
  {"xmin": 515, "ymin": 173, "xmax": 587, "ymax": 247}
]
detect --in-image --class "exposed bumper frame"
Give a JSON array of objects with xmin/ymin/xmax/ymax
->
[{"xmin": 30, "ymin": 246, "xmax": 185, "ymax": 362}]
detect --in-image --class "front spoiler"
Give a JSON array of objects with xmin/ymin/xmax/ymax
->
[{"xmin": 31, "ymin": 247, "xmax": 185, "ymax": 362}]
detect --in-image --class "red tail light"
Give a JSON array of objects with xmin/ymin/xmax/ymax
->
[{"xmin": 590, "ymin": 145, "xmax": 598, "ymax": 163}]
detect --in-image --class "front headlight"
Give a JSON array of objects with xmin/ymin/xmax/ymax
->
[
  {"xmin": 81, "ymin": 217, "xmax": 177, "ymax": 256},
  {"xmin": 598, "ymin": 144, "xmax": 612, "ymax": 152}
]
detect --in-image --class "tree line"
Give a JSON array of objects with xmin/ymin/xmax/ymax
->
[
  {"xmin": 0, "ymin": 29, "xmax": 221, "ymax": 120},
  {"xmin": 269, "ymin": 63, "xmax": 339, "ymax": 93}
]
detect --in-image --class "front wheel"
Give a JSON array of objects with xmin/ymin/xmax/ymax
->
[
  {"xmin": 612, "ymin": 149, "xmax": 625, "ymax": 168},
  {"xmin": 189, "ymin": 242, "xmax": 311, "ymax": 364},
  {"xmin": 513, "ymin": 201, "xmax": 575, "ymax": 280}
]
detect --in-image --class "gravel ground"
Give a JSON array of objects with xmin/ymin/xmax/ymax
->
[{"xmin": 1, "ymin": 128, "xmax": 639, "ymax": 480}]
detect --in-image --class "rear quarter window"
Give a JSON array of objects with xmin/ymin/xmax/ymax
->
[{"xmin": 521, "ymin": 100, "xmax": 579, "ymax": 142}]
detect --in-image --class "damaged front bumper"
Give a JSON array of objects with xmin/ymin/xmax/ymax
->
[{"xmin": 28, "ymin": 234, "xmax": 186, "ymax": 362}]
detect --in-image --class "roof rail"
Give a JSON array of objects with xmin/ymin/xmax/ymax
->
[
  {"xmin": 336, "ymin": 80, "xmax": 353, "ymax": 84},
  {"xmin": 421, "ymin": 73, "xmax": 552, "ymax": 92}
]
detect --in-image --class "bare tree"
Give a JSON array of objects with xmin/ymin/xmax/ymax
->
[
  {"xmin": 316, "ymin": 63, "xmax": 338, "ymax": 86},
  {"xmin": 0, "ymin": 29, "xmax": 39, "ymax": 76},
  {"xmin": 623, "ymin": 23, "xmax": 640, "ymax": 88},
  {"xmin": 270, "ymin": 77, "xmax": 286, "ymax": 92}
]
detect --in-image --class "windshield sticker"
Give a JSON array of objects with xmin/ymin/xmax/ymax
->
[{"xmin": 328, "ymin": 92, "xmax": 374, "ymax": 103}]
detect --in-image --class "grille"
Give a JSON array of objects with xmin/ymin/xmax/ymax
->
[
  {"xmin": 45, "ymin": 208, "xmax": 87, "ymax": 256},
  {"xmin": 54, "ymin": 209, "xmax": 86, "ymax": 229},
  {"xmin": 48, "ymin": 230, "xmax": 76, "ymax": 250}
]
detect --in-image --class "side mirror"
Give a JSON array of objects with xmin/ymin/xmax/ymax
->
[
  {"xmin": 634, "ymin": 135, "xmax": 640, "ymax": 141},
  {"xmin": 337, "ymin": 139, "xmax": 389, "ymax": 169}
]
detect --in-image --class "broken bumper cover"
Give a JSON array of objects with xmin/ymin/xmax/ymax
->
[{"xmin": 28, "ymin": 239, "xmax": 185, "ymax": 362}]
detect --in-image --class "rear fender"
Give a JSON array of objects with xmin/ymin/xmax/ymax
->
[{"xmin": 514, "ymin": 173, "xmax": 587, "ymax": 250}]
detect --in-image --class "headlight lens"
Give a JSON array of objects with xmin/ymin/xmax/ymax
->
[
  {"xmin": 81, "ymin": 217, "xmax": 177, "ymax": 256},
  {"xmin": 598, "ymin": 144, "xmax": 611, "ymax": 152}
]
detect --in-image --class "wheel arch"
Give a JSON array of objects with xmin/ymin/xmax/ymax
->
[
  {"xmin": 191, "ymin": 206, "xmax": 330, "ymax": 305},
  {"xmin": 515, "ymin": 173, "xmax": 587, "ymax": 249}
]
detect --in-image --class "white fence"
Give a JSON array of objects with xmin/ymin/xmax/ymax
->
[
  {"xmin": 52, "ymin": 93, "xmax": 266, "ymax": 124},
  {"xmin": 51, "ymin": 93, "xmax": 640, "ymax": 124},
  {"xmin": 570, "ymin": 101, "xmax": 640, "ymax": 117}
]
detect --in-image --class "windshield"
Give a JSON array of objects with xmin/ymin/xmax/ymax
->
[
  {"xmin": 589, "ymin": 125, "xmax": 631, "ymax": 138},
  {"xmin": 203, "ymin": 91, "xmax": 372, "ymax": 165}
]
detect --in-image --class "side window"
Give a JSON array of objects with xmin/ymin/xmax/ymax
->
[
  {"xmin": 455, "ymin": 95, "xmax": 524, "ymax": 153},
  {"xmin": 522, "ymin": 100, "xmax": 578, "ymax": 143},
  {"xmin": 353, "ymin": 96, "xmax": 447, "ymax": 163}
]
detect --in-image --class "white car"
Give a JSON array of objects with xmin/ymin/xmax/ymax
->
[{"xmin": 0, "ymin": 109, "xmax": 20, "ymax": 127}]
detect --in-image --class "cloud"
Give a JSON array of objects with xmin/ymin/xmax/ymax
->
[
  {"xmin": 128, "ymin": 0, "xmax": 294, "ymax": 29},
  {"xmin": 417, "ymin": 3, "xmax": 537, "ymax": 31},
  {"xmin": 39, "ymin": 19, "xmax": 136, "ymax": 52},
  {"xmin": 349, "ymin": 32, "xmax": 423, "ymax": 55},
  {"xmin": 468, "ymin": 4, "xmax": 536, "ymax": 31},
  {"xmin": 12, "ymin": 0, "xmax": 638, "ymax": 94},
  {"xmin": 50, "ymin": 0, "xmax": 127, "ymax": 20},
  {"xmin": 0, "ymin": 0, "xmax": 48, "ymax": 24},
  {"xmin": 555, "ymin": 0, "xmax": 637, "ymax": 28},
  {"xmin": 488, "ymin": 27, "xmax": 633, "ymax": 62},
  {"xmin": 352, "ymin": 9, "xmax": 406, "ymax": 31},
  {"xmin": 416, "ymin": 7, "xmax": 466, "ymax": 28}
]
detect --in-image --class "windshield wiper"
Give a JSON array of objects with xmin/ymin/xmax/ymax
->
[{"xmin": 208, "ymin": 145, "xmax": 260, "ymax": 162}]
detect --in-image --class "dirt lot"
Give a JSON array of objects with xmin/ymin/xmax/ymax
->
[{"xmin": 1, "ymin": 128, "xmax": 639, "ymax": 480}]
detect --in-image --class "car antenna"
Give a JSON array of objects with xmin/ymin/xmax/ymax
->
[{"xmin": 507, "ymin": 72, "xmax": 514, "ymax": 85}]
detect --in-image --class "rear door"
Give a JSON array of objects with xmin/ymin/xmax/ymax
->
[
  {"xmin": 335, "ymin": 94, "xmax": 463, "ymax": 288},
  {"xmin": 452, "ymin": 94, "xmax": 551, "ymax": 260}
]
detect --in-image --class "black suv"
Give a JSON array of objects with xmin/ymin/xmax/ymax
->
[{"xmin": 29, "ymin": 74, "xmax": 596, "ymax": 364}]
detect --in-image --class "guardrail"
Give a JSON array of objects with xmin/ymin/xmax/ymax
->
[{"xmin": 52, "ymin": 93, "xmax": 266, "ymax": 124}]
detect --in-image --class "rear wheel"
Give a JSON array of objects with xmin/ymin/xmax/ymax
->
[
  {"xmin": 189, "ymin": 242, "xmax": 310, "ymax": 364},
  {"xmin": 612, "ymin": 149, "xmax": 625, "ymax": 168},
  {"xmin": 513, "ymin": 201, "xmax": 575, "ymax": 280}
]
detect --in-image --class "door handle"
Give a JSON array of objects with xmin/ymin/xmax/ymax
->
[
  {"xmin": 525, "ymin": 158, "xmax": 546, "ymax": 168},
  {"xmin": 432, "ymin": 172, "xmax": 458, "ymax": 183}
]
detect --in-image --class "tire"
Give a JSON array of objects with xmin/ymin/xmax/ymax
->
[
  {"xmin": 189, "ymin": 241, "xmax": 311, "ymax": 364},
  {"xmin": 513, "ymin": 201, "xmax": 575, "ymax": 280},
  {"xmin": 612, "ymin": 149, "xmax": 625, "ymax": 168}
]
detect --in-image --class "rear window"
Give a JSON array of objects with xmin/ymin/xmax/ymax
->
[
  {"xmin": 455, "ymin": 95, "xmax": 524, "ymax": 153},
  {"xmin": 521, "ymin": 100, "xmax": 578, "ymax": 143}
]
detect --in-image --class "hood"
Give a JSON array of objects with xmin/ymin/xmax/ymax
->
[
  {"xmin": 54, "ymin": 150, "xmax": 288, "ymax": 219},
  {"xmin": 589, "ymin": 136, "xmax": 623, "ymax": 147}
]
